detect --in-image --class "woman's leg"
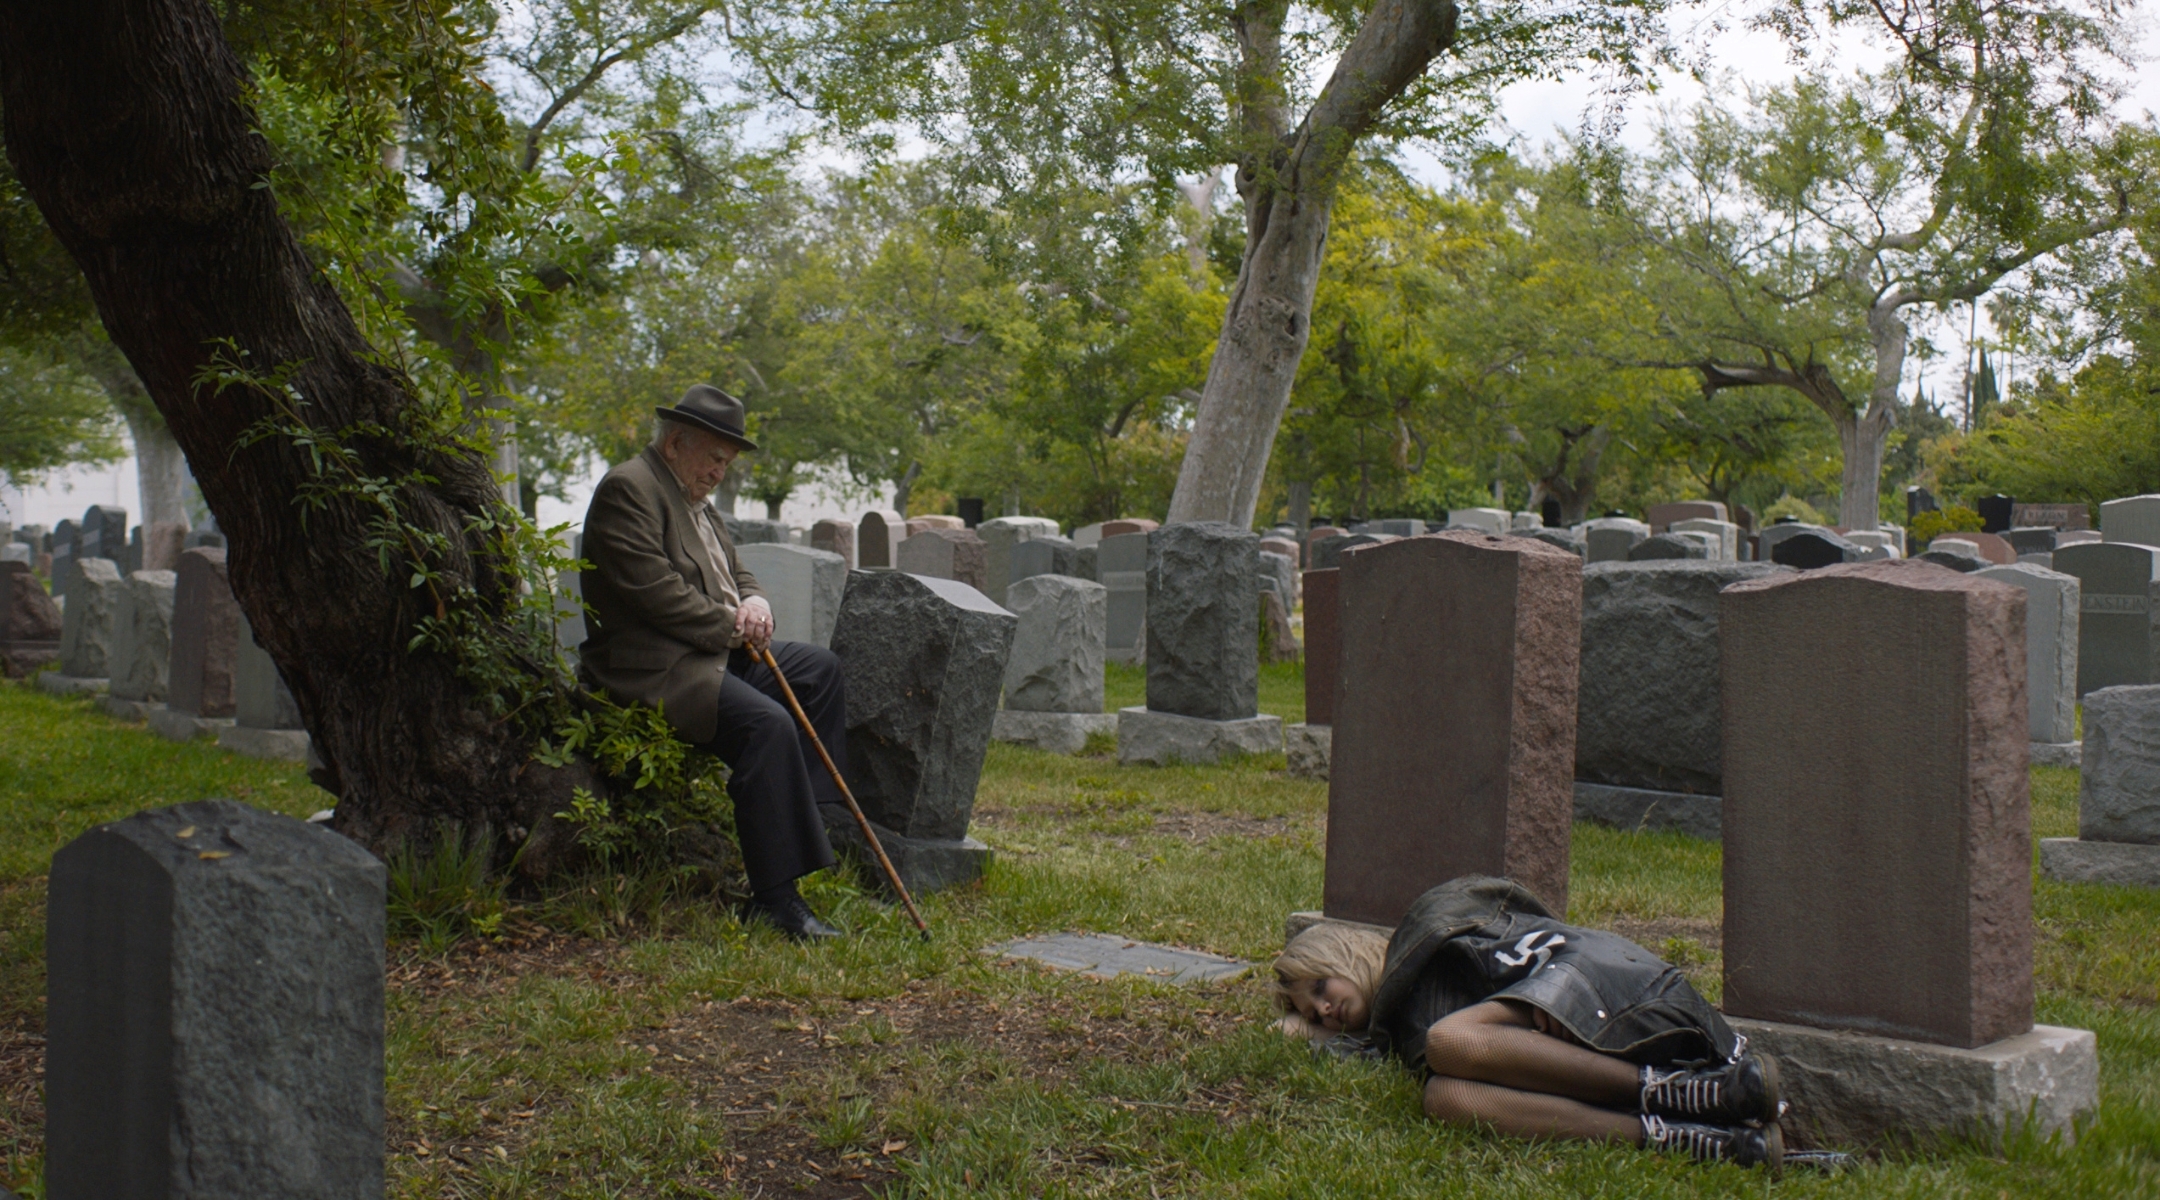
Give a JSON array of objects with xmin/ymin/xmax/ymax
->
[{"xmin": 1422, "ymin": 1001, "xmax": 1641, "ymax": 1143}]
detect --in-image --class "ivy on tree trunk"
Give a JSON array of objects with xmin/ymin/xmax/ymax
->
[{"xmin": 0, "ymin": 0, "xmax": 592, "ymax": 867}]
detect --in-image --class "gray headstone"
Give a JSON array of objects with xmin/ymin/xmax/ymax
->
[
  {"xmin": 1443, "ymin": 510, "xmax": 1505, "ymax": 535},
  {"xmin": 183, "ymin": 528, "xmax": 227, "ymax": 551},
  {"xmin": 2100, "ymin": 495, "xmax": 2160, "ymax": 548},
  {"xmin": 1311, "ymin": 532, "xmax": 1394, "ymax": 570},
  {"xmin": 1671, "ymin": 518, "xmax": 1740, "ymax": 560},
  {"xmin": 1363, "ymin": 517, "xmax": 1430, "ymax": 537},
  {"xmin": 1626, "ymin": 533, "xmax": 1709, "ymax": 561},
  {"xmin": 81, "ymin": 504, "xmax": 128, "ymax": 561},
  {"xmin": 737, "ymin": 543, "xmax": 848, "ymax": 648},
  {"xmin": 1145, "ymin": 522, "xmax": 1260, "ymax": 721},
  {"xmin": 168, "ymin": 549, "xmax": 242, "ymax": 719},
  {"xmin": 896, "ymin": 528, "xmax": 989, "ymax": 593},
  {"xmin": 1010, "ymin": 535, "xmax": 1078, "ymax": 586},
  {"xmin": 1072, "ymin": 521, "xmax": 1107, "ymax": 548},
  {"xmin": 235, "ymin": 615, "xmax": 305, "ymax": 729},
  {"xmin": 1099, "ymin": 531, "xmax": 1149, "ymax": 661},
  {"xmin": 1756, "ymin": 522, "xmax": 1833, "ymax": 564},
  {"xmin": 1584, "ymin": 519, "xmax": 1649, "ymax": 563},
  {"xmin": 2079, "ymin": 685, "xmax": 2160, "ymax": 844},
  {"xmin": 1518, "ymin": 527, "xmax": 1585, "ymax": 557},
  {"xmin": 831, "ymin": 570, "xmax": 1015, "ymax": 841},
  {"xmin": 13, "ymin": 523, "xmax": 45, "ymax": 548},
  {"xmin": 1771, "ymin": 530, "xmax": 1863, "ymax": 569},
  {"xmin": 974, "ymin": 516, "xmax": 1060, "ymax": 607},
  {"xmin": 1577, "ymin": 561, "xmax": 1791, "ymax": 794},
  {"xmin": 0, "ymin": 543, "xmax": 26, "ymax": 566},
  {"xmin": 2006, "ymin": 527, "xmax": 2059, "ymax": 556},
  {"xmin": 59, "ymin": 557, "xmax": 124, "ymax": 678},
  {"xmin": 1002, "ymin": 574, "xmax": 1106, "ymax": 714},
  {"xmin": 1920, "ymin": 549, "xmax": 1986, "ymax": 572},
  {"xmin": 47, "ymin": 799, "xmax": 384, "ymax": 1199},
  {"xmin": 722, "ymin": 516, "xmax": 789, "ymax": 546},
  {"xmin": 2054, "ymin": 541, "xmax": 2160, "ymax": 696},
  {"xmin": 108, "ymin": 570, "xmax": 178, "ymax": 703},
  {"xmin": 1074, "ymin": 544, "xmax": 1098, "ymax": 582},
  {"xmin": 1976, "ymin": 563, "xmax": 2080, "ymax": 744},
  {"xmin": 50, "ymin": 520, "xmax": 79, "ymax": 594},
  {"xmin": 1257, "ymin": 549, "xmax": 1297, "ymax": 605}
]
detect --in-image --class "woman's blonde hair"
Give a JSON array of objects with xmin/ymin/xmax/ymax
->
[{"xmin": 1270, "ymin": 923, "xmax": 1388, "ymax": 1013}]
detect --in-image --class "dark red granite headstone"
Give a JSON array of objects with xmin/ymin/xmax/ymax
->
[
  {"xmin": 167, "ymin": 548, "xmax": 242, "ymax": 718},
  {"xmin": 1302, "ymin": 568, "xmax": 1340, "ymax": 726},
  {"xmin": 1325, "ymin": 532, "xmax": 1581, "ymax": 924},
  {"xmin": 1721, "ymin": 560, "xmax": 2032, "ymax": 1048}
]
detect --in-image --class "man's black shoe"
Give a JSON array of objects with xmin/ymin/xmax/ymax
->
[{"xmin": 743, "ymin": 890, "xmax": 842, "ymax": 941}]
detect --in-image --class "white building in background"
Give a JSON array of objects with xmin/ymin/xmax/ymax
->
[{"xmin": 5, "ymin": 453, "xmax": 891, "ymax": 539}]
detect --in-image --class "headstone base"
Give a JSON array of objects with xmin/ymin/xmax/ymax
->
[
  {"xmin": 2039, "ymin": 837, "xmax": 2160, "ymax": 888},
  {"xmin": 1573, "ymin": 782, "xmax": 1722, "ymax": 841},
  {"xmin": 1285, "ymin": 723, "xmax": 1331, "ymax": 779},
  {"xmin": 2031, "ymin": 741, "xmax": 2082, "ymax": 769},
  {"xmin": 1116, "ymin": 707, "xmax": 1282, "ymax": 766},
  {"xmin": 1726, "ymin": 1018, "xmax": 2097, "ymax": 1149},
  {"xmin": 36, "ymin": 673, "xmax": 107, "ymax": 696},
  {"xmin": 149, "ymin": 709, "xmax": 235, "ymax": 743},
  {"xmin": 991, "ymin": 710, "xmax": 1116, "ymax": 755},
  {"xmin": 1283, "ymin": 909, "xmax": 1391, "ymax": 945},
  {"xmin": 0, "ymin": 642, "xmax": 58, "ymax": 678},
  {"xmin": 97, "ymin": 696, "xmax": 161, "ymax": 722},
  {"xmin": 823, "ymin": 814, "xmax": 992, "ymax": 896},
  {"xmin": 218, "ymin": 726, "xmax": 311, "ymax": 762}
]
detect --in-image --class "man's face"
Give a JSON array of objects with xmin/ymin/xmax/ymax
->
[{"xmin": 661, "ymin": 425, "xmax": 740, "ymax": 502}]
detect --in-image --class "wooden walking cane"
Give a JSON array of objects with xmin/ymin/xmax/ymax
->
[{"xmin": 754, "ymin": 644, "xmax": 931, "ymax": 939}]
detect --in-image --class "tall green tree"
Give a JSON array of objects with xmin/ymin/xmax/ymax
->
[
  {"xmin": 737, "ymin": 0, "xmax": 1679, "ymax": 528},
  {"xmin": 1629, "ymin": 23, "xmax": 2143, "ymax": 530}
]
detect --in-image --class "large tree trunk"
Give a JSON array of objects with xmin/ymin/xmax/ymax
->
[
  {"xmin": 1164, "ymin": 0, "xmax": 1456, "ymax": 527},
  {"xmin": 123, "ymin": 406, "xmax": 191, "ymax": 526},
  {"xmin": 1843, "ymin": 300, "xmax": 1907, "ymax": 532},
  {"xmin": 0, "ymin": 0, "xmax": 586, "ymax": 863}
]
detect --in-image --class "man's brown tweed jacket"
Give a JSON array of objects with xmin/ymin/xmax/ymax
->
[{"xmin": 578, "ymin": 444, "xmax": 766, "ymax": 742}]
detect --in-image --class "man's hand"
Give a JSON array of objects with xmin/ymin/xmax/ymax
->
[{"xmin": 736, "ymin": 595, "xmax": 775, "ymax": 649}]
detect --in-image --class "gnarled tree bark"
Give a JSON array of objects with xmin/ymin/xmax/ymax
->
[
  {"xmin": 1164, "ymin": 0, "xmax": 1457, "ymax": 527},
  {"xmin": 0, "ymin": 0, "xmax": 589, "ymax": 864}
]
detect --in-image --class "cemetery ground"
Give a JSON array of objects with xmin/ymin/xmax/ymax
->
[{"xmin": 0, "ymin": 682, "xmax": 2156, "ymax": 1197}]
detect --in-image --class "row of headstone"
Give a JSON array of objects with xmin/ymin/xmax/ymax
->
[{"xmin": 1312, "ymin": 548, "xmax": 2093, "ymax": 1145}]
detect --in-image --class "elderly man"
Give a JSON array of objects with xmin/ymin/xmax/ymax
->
[{"xmin": 578, "ymin": 384, "xmax": 845, "ymax": 940}]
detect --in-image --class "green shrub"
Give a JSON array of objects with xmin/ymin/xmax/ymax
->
[{"xmin": 1911, "ymin": 504, "xmax": 1985, "ymax": 546}]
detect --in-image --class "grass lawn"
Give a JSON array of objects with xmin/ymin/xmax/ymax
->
[{"xmin": 0, "ymin": 679, "xmax": 2155, "ymax": 1197}]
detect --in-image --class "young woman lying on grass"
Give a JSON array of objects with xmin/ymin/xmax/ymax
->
[{"xmin": 1275, "ymin": 875, "xmax": 1785, "ymax": 1168}]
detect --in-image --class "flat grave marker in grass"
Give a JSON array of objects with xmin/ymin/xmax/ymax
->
[{"xmin": 988, "ymin": 932, "xmax": 1251, "ymax": 984}]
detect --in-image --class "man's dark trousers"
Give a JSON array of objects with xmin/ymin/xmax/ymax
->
[{"xmin": 706, "ymin": 640, "xmax": 844, "ymax": 893}]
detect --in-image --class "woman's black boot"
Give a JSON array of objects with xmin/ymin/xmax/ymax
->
[
  {"xmin": 1640, "ymin": 1054, "xmax": 1781, "ymax": 1124},
  {"xmin": 1640, "ymin": 1114, "xmax": 1783, "ymax": 1168}
]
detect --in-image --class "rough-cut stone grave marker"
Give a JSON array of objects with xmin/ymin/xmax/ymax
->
[
  {"xmin": 47, "ymin": 799, "xmax": 385, "ymax": 1200},
  {"xmin": 830, "ymin": 570, "xmax": 1012, "ymax": 892},
  {"xmin": 992, "ymin": 575, "xmax": 1113, "ymax": 754}
]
